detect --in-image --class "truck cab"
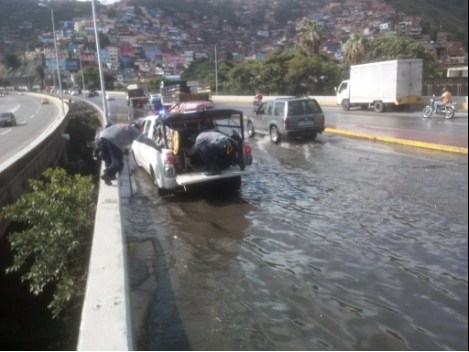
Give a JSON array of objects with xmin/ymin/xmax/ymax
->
[{"xmin": 335, "ymin": 80, "xmax": 351, "ymax": 110}]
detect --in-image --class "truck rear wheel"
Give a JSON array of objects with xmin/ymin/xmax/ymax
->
[
  {"xmin": 341, "ymin": 99, "xmax": 350, "ymax": 111},
  {"xmin": 374, "ymin": 101, "xmax": 385, "ymax": 113}
]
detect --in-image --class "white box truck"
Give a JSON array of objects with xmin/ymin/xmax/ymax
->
[
  {"xmin": 335, "ymin": 59, "xmax": 423, "ymax": 112},
  {"xmin": 160, "ymin": 80, "xmax": 211, "ymax": 109}
]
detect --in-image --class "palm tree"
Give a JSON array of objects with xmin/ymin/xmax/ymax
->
[
  {"xmin": 35, "ymin": 64, "xmax": 45, "ymax": 90},
  {"xmin": 297, "ymin": 18, "xmax": 324, "ymax": 56},
  {"xmin": 344, "ymin": 33, "xmax": 368, "ymax": 65}
]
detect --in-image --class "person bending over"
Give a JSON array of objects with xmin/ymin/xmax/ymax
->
[
  {"xmin": 189, "ymin": 130, "xmax": 243, "ymax": 175},
  {"xmin": 97, "ymin": 122, "xmax": 161, "ymax": 185}
]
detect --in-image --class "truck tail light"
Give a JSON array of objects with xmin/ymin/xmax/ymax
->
[
  {"xmin": 165, "ymin": 153, "xmax": 174, "ymax": 165},
  {"xmin": 164, "ymin": 152, "xmax": 175, "ymax": 177},
  {"xmin": 243, "ymin": 141, "xmax": 253, "ymax": 165},
  {"xmin": 244, "ymin": 142, "xmax": 252, "ymax": 156}
]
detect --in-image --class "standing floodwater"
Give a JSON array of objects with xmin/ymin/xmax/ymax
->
[{"xmin": 122, "ymin": 134, "xmax": 468, "ymax": 350}]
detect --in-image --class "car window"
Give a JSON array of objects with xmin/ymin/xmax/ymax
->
[
  {"xmin": 338, "ymin": 82, "xmax": 348, "ymax": 93},
  {"xmin": 288, "ymin": 101, "xmax": 304, "ymax": 116},
  {"xmin": 288, "ymin": 100, "xmax": 322, "ymax": 116},
  {"xmin": 143, "ymin": 120, "xmax": 152, "ymax": 135},
  {"xmin": 257, "ymin": 102, "xmax": 267, "ymax": 114},
  {"xmin": 151, "ymin": 123, "xmax": 160, "ymax": 141},
  {"xmin": 266, "ymin": 102, "xmax": 273, "ymax": 116},
  {"xmin": 305, "ymin": 99, "xmax": 322, "ymax": 113},
  {"xmin": 274, "ymin": 102, "xmax": 285, "ymax": 116}
]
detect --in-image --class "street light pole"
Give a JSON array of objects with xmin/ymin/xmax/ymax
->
[
  {"xmin": 77, "ymin": 46, "xmax": 87, "ymax": 100},
  {"xmin": 214, "ymin": 44, "xmax": 218, "ymax": 96},
  {"xmin": 91, "ymin": 0, "xmax": 109, "ymax": 124},
  {"xmin": 38, "ymin": 2, "xmax": 64, "ymax": 113},
  {"xmin": 197, "ymin": 38, "xmax": 219, "ymax": 95}
]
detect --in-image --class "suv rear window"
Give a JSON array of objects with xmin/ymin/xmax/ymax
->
[{"xmin": 288, "ymin": 100, "xmax": 322, "ymax": 116}]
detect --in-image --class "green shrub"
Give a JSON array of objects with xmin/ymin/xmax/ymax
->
[{"xmin": 2, "ymin": 167, "xmax": 96, "ymax": 318}]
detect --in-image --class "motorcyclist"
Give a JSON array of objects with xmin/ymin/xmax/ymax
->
[
  {"xmin": 435, "ymin": 87, "xmax": 452, "ymax": 109},
  {"xmin": 253, "ymin": 90, "xmax": 263, "ymax": 106}
]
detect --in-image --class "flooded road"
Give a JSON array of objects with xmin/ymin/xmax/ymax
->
[{"xmin": 121, "ymin": 132, "xmax": 468, "ymax": 350}]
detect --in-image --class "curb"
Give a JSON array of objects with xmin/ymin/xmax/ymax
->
[{"xmin": 325, "ymin": 127, "xmax": 468, "ymax": 155}]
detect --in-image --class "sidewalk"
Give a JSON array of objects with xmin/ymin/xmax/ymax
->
[
  {"xmin": 319, "ymin": 103, "xmax": 467, "ymax": 155},
  {"xmin": 325, "ymin": 120, "xmax": 468, "ymax": 155}
]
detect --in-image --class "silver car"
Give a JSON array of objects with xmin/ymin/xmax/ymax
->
[
  {"xmin": 247, "ymin": 96, "xmax": 325, "ymax": 143},
  {"xmin": 0, "ymin": 112, "xmax": 17, "ymax": 127}
]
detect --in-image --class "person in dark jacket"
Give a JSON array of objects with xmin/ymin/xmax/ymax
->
[
  {"xmin": 189, "ymin": 130, "xmax": 243, "ymax": 175},
  {"xmin": 97, "ymin": 123, "xmax": 161, "ymax": 185}
]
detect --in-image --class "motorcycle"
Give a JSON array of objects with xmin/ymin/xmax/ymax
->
[{"xmin": 422, "ymin": 95, "xmax": 456, "ymax": 119}]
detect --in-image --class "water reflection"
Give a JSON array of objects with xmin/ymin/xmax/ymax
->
[
  {"xmin": 123, "ymin": 171, "xmax": 255, "ymax": 350},
  {"xmin": 123, "ymin": 136, "xmax": 468, "ymax": 351}
]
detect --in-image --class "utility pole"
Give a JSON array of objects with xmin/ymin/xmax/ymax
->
[
  {"xmin": 91, "ymin": 0, "xmax": 109, "ymax": 124},
  {"xmin": 38, "ymin": 2, "xmax": 64, "ymax": 113},
  {"xmin": 214, "ymin": 44, "xmax": 218, "ymax": 96}
]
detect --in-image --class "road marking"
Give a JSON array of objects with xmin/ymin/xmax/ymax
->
[
  {"xmin": 1, "ymin": 129, "xmax": 12, "ymax": 136},
  {"xmin": 325, "ymin": 127, "xmax": 468, "ymax": 154},
  {"xmin": 9, "ymin": 104, "xmax": 21, "ymax": 113}
]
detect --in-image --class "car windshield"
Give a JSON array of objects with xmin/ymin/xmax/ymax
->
[{"xmin": 0, "ymin": 112, "xmax": 10, "ymax": 118}]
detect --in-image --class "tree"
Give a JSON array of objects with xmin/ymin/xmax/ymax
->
[
  {"xmin": 98, "ymin": 33, "xmax": 110, "ymax": 48},
  {"xmin": 181, "ymin": 58, "xmax": 213, "ymax": 85},
  {"xmin": 224, "ymin": 60, "xmax": 262, "ymax": 95},
  {"xmin": 344, "ymin": 33, "xmax": 369, "ymax": 65},
  {"xmin": 79, "ymin": 66, "xmax": 116, "ymax": 90},
  {"xmin": 36, "ymin": 65, "xmax": 45, "ymax": 90},
  {"xmin": 181, "ymin": 58, "xmax": 235, "ymax": 93},
  {"xmin": 146, "ymin": 76, "xmax": 164, "ymax": 93},
  {"xmin": 365, "ymin": 36, "xmax": 444, "ymax": 79},
  {"xmin": 2, "ymin": 52, "xmax": 21, "ymax": 70},
  {"xmin": 297, "ymin": 18, "xmax": 324, "ymax": 56},
  {"xmin": 27, "ymin": 40, "xmax": 44, "ymax": 51},
  {"xmin": 259, "ymin": 49, "xmax": 297, "ymax": 95},
  {"xmin": 3, "ymin": 168, "xmax": 96, "ymax": 318},
  {"xmin": 284, "ymin": 53, "xmax": 341, "ymax": 95}
]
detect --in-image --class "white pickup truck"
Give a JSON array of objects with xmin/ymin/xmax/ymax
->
[{"xmin": 132, "ymin": 109, "xmax": 253, "ymax": 194}]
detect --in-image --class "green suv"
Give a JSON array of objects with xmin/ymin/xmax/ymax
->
[{"xmin": 247, "ymin": 96, "xmax": 325, "ymax": 144}]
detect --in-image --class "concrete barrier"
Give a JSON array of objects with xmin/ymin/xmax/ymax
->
[
  {"xmin": 77, "ymin": 166, "xmax": 133, "ymax": 351},
  {"xmin": 0, "ymin": 93, "xmax": 69, "ymax": 237},
  {"xmin": 211, "ymin": 95, "xmax": 337, "ymax": 106},
  {"xmin": 107, "ymin": 91, "xmax": 467, "ymax": 111},
  {"xmin": 212, "ymin": 95, "xmax": 467, "ymax": 111},
  {"xmin": 76, "ymin": 103, "xmax": 134, "ymax": 351}
]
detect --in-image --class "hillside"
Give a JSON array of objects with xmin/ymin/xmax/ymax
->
[
  {"xmin": 1, "ymin": 0, "xmax": 467, "ymax": 87},
  {"xmin": 0, "ymin": 0, "xmax": 467, "ymax": 44},
  {"xmin": 386, "ymin": 0, "xmax": 468, "ymax": 42}
]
